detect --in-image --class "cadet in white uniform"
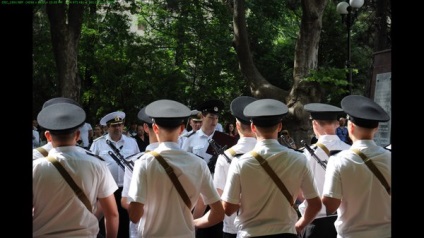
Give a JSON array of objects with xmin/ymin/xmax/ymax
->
[
  {"xmin": 298, "ymin": 103, "xmax": 351, "ymax": 238},
  {"xmin": 322, "ymin": 95, "xmax": 391, "ymax": 238},
  {"xmin": 221, "ymin": 99, "xmax": 321, "ymax": 238},
  {"xmin": 213, "ymin": 96, "xmax": 257, "ymax": 238},
  {"xmin": 121, "ymin": 106, "xmax": 160, "ymax": 238},
  {"xmin": 90, "ymin": 111, "xmax": 140, "ymax": 238},
  {"xmin": 127, "ymin": 99, "xmax": 224, "ymax": 237},
  {"xmin": 33, "ymin": 97, "xmax": 82, "ymax": 160},
  {"xmin": 33, "ymin": 102, "xmax": 118, "ymax": 238}
]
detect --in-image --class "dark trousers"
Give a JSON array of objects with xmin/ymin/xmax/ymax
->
[
  {"xmin": 195, "ymin": 221, "xmax": 223, "ymax": 238},
  {"xmin": 98, "ymin": 187, "xmax": 129, "ymax": 238},
  {"xmin": 299, "ymin": 215, "xmax": 337, "ymax": 238},
  {"xmin": 195, "ymin": 205, "xmax": 223, "ymax": 238},
  {"xmin": 251, "ymin": 233, "xmax": 298, "ymax": 238},
  {"xmin": 223, "ymin": 232, "xmax": 237, "ymax": 238}
]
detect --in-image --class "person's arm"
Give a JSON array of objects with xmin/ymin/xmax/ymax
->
[
  {"xmin": 94, "ymin": 200, "xmax": 104, "ymax": 220},
  {"xmin": 128, "ymin": 201, "xmax": 144, "ymax": 223},
  {"xmin": 193, "ymin": 199, "xmax": 225, "ymax": 229},
  {"xmin": 222, "ymin": 200, "xmax": 240, "ymax": 216},
  {"xmin": 192, "ymin": 196, "xmax": 207, "ymax": 219},
  {"xmin": 98, "ymin": 194, "xmax": 119, "ymax": 238},
  {"xmin": 295, "ymin": 196, "xmax": 321, "ymax": 235},
  {"xmin": 321, "ymin": 196, "xmax": 341, "ymax": 215}
]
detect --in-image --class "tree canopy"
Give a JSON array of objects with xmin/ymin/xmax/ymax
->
[{"xmin": 33, "ymin": 0, "xmax": 391, "ymax": 145}]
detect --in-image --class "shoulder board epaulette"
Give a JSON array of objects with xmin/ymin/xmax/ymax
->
[
  {"xmin": 93, "ymin": 135, "xmax": 105, "ymax": 142},
  {"xmin": 126, "ymin": 152, "xmax": 145, "ymax": 161},
  {"xmin": 194, "ymin": 153, "xmax": 204, "ymax": 160},
  {"xmin": 86, "ymin": 151, "xmax": 105, "ymax": 161},
  {"xmin": 329, "ymin": 150, "xmax": 342, "ymax": 156},
  {"xmin": 185, "ymin": 131, "xmax": 196, "ymax": 138}
]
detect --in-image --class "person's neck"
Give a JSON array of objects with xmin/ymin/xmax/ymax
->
[
  {"xmin": 201, "ymin": 127, "xmax": 215, "ymax": 136},
  {"xmin": 109, "ymin": 134, "xmax": 122, "ymax": 142}
]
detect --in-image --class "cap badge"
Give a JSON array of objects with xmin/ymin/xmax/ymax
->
[
  {"xmin": 114, "ymin": 116, "xmax": 121, "ymax": 121},
  {"xmin": 214, "ymin": 106, "xmax": 218, "ymax": 112}
]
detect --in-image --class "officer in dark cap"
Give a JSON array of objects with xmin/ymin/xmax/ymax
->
[
  {"xmin": 178, "ymin": 109, "xmax": 203, "ymax": 147},
  {"xmin": 33, "ymin": 97, "xmax": 82, "ymax": 160},
  {"xmin": 322, "ymin": 95, "xmax": 391, "ymax": 238},
  {"xmin": 298, "ymin": 103, "xmax": 351, "ymax": 238},
  {"xmin": 127, "ymin": 99, "xmax": 224, "ymax": 237},
  {"xmin": 181, "ymin": 99, "xmax": 236, "ymax": 167},
  {"xmin": 90, "ymin": 110, "xmax": 140, "ymax": 238},
  {"xmin": 221, "ymin": 98, "xmax": 322, "ymax": 237},
  {"xmin": 213, "ymin": 96, "xmax": 258, "ymax": 237},
  {"xmin": 33, "ymin": 103, "xmax": 119, "ymax": 237}
]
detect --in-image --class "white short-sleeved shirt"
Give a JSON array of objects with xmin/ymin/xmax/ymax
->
[
  {"xmin": 90, "ymin": 134, "xmax": 140, "ymax": 186},
  {"xmin": 322, "ymin": 140, "xmax": 391, "ymax": 238},
  {"xmin": 79, "ymin": 122, "xmax": 93, "ymax": 148},
  {"xmin": 122, "ymin": 142, "xmax": 159, "ymax": 238},
  {"xmin": 181, "ymin": 129, "xmax": 214, "ymax": 164},
  {"xmin": 128, "ymin": 142, "xmax": 221, "ymax": 238},
  {"xmin": 215, "ymin": 123, "xmax": 224, "ymax": 132},
  {"xmin": 33, "ymin": 146, "xmax": 118, "ymax": 237},
  {"xmin": 221, "ymin": 139, "xmax": 319, "ymax": 237},
  {"xmin": 33, "ymin": 129, "xmax": 40, "ymax": 148},
  {"xmin": 298, "ymin": 135, "xmax": 350, "ymax": 218},
  {"xmin": 214, "ymin": 136, "xmax": 257, "ymax": 235},
  {"xmin": 33, "ymin": 142, "xmax": 53, "ymax": 160}
]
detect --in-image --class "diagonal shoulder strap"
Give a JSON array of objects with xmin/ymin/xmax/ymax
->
[
  {"xmin": 315, "ymin": 143, "xmax": 330, "ymax": 157},
  {"xmin": 250, "ymin": 151, "xmax": 294, "ymax": 206},
  {"xmin": 351, "ymin": 148, "xmax": 391, "ymax": 195},
  {"xmin": 35, "ymin": 147, "xmax": 48, "ymax": 157},
  {"xmin": 148, "ymin": 151, "xmax": 192, "ymax": 208},
  {"xmin": 46, "ymin": 156, "xmax": 92, "ymax": 212}
]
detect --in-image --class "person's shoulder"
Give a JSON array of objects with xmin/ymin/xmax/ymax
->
[
  {"xmin": 185, "ymin": 130, "xmax": 197, "ymax": 138},
  {"xmin": 128, "ymin": 151, "xmax": 146, "ymax": 161},
  {"xmin": 123, "ymin": 134, "xmax": 137, "ymax": 141},
  {"xmin": 93, "ymin": 135, "xmax": 106, "ymax": 142},
  {"xmin": 85, "ymin": 151, "xmax": 106, "ymax": 161}
]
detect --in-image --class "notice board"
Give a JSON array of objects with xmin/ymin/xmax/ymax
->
[{"xmin": 370, "ymin": 49, "xmax": 391, "ymax": 146}]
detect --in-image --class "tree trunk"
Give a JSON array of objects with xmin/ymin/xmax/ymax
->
[
  {"xmin": 46, "ymin": 3, "xmax": 85, "ymax": 103},
  {"xmin": 285, "ymin": 0, "xmax": 328, "ymax": 147},
  {"xmin": 231, "ymin": 0, "xmax": 287, "ymax": 101},
  {"xmin": 230, "ymin": 0, "xmax": 327, "ymax": 147}
]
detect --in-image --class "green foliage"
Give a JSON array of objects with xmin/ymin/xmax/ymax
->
[
  {"xmin": 304, "ymin": 67, "xmax": 350, "ymax": 105},
  {"xmin": 244, "ymin": 0, "xmax": 300, "ymax": 90},
  {"xmin": 33, "ymin": 0, "xmax": 385, "ymax": 126}
]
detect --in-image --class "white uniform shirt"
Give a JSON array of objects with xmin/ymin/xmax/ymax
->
[
  {"xmin": 33, "ymin": 129, "xmax": 40, "ymax": 148},
  {"xmin": 322, "ymin": 140, "xmax": 391, "ymax": 238},
  {"xmin": 90, "ymin": 134, "xmax": 140, "ymax": 187},
  {"xmin": 33, "ymin": 146, "xmax": 118, "ymax": 237},
  {"xmin": 214, "ymin": 137, "xmax": 257, "ymax": 235},
  {"xmin": 122, "ymin": 142, "xmax": 159, "ymax": 238},
  {"xmin": 181, "ymin": 129, "xmax": 214, "ymax": 164},
  {"xmin": 79, "ymin": 122, "xmax": 93, "ymax": 148},
  {"xmin": 33, "ymin": 142, "xmax": 53, "ymax": 160},
  {"xmin": 298, "ymin": 135, "xmax": 350, "ymax": 218},
  {"xmin": 128, "ymin": 142, "xmax": 221, "ymax": 238},
  {"xmin": 221, "ymin": 139, "xmax": 319, "ymax": 237}
]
